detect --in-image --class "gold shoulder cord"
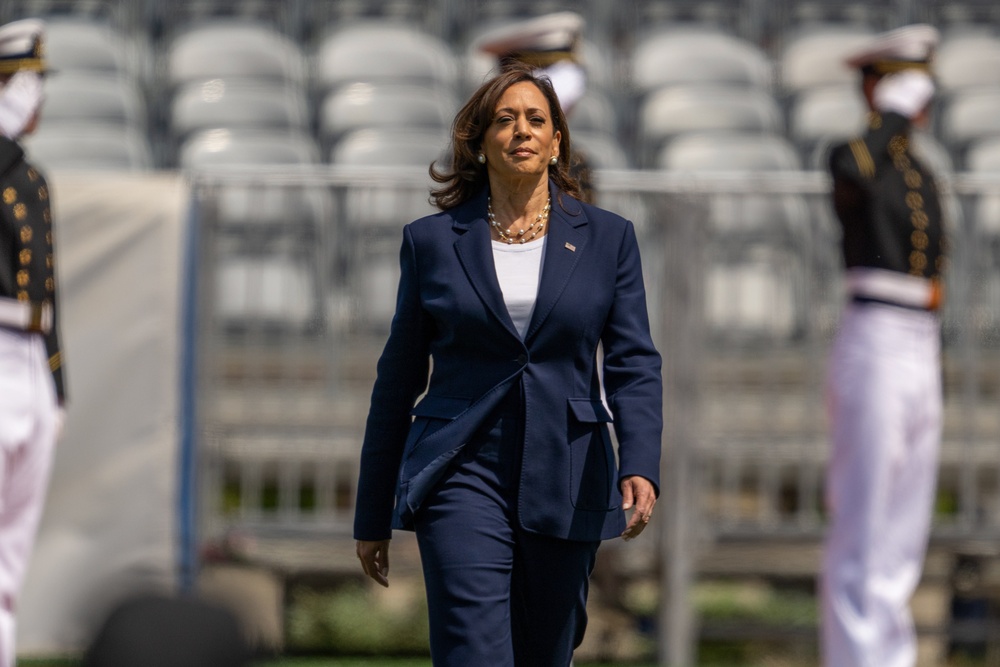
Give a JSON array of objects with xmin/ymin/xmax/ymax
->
[{"xmin": 848, "ymin": 138, "xmax": 876, "ymax": 180}]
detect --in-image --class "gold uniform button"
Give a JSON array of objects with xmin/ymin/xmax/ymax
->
[
  {"xmin": 905, "ymin": 191, "xmax": 923, "ymax": 210},
  {"xmin": 19, "ymin": 226, "xmax": 32, "ymax": 242},
  {"xmin": 38, "ymin": 185, "xmax": 47, "ymax": 200},
  {"xmin": 13, "ymin": 203, "xmax": 26, "ymax": 220},
  {"xmin": 19, "ymin": 249, "xmax": 31, "ymax": 264},
  {"xmin": 911, "ymin": 230, "xmax": 929, "ymax": 250},
  {"xmin": 16, "ymin": 291, "xmax": 28, "ymax": 302},
  {"xmin": 45, "ymin": 277, "xmax": 54, "ymax": 292},
  {"xmin": 46, "ymin": 254, "xmax": 53, "ymax": 268},
  {"xmin": 43, "ymin": 209, "xmax": 50, "ymax": 224},
  {"xmin": 2, "ymin": 187, "xmax": 15, "ymax": 204},
  {"xmin": 16, "ymin": 270, "xmax": 29, "ymax": 287},
  {"xmin": 910, "ymin": 251, "xmax": 927, "ymax": 271},
  {"xmin": 27, "ymin": 168, "xmax": 38, "ymax": 181},
  {"xmin": 910, "ymin": 210, "xmax": 928, "ymax": 229},
  {"xmin": 904, "ymin": 170, "xmax": 922, "ymax": 189}
]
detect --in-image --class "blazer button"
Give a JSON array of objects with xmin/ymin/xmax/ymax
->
[{"xmin": 516, "ymin": 354, "xmax": 528, "ymax": 365}]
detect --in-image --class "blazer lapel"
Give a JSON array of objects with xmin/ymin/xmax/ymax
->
[
  {"xmin": 453, "ymin": 197, "xmax": 520, "ymax": 338},
  {"xmin": 524, "ymin": 190, "xmax": 589, "ymax": 343}
]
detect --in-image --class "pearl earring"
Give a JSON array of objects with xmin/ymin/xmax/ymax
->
[
  {"xmin": 550, "ymin": 156, "xmax": 558, "ymax": 166},
  {"xmin": 477, "ymin": 153, "xmax": 486, "ymax": 164}
]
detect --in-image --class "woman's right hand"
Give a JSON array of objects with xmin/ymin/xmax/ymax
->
[{"xmin": 356, "ymin": 539, "xmax": 391, "ymax": 587}]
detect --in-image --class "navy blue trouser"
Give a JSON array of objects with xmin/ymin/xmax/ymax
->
[{"xmin": 413, "ymin": 389, "xmax": 600, "ymax": 667}]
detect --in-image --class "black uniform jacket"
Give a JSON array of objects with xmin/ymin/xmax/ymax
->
[
  {"xmin": 0, "ymin": 136, "xmax": 66, "ymax": 401},
  {"xmin": 829, "ymin": 111, "xmax": 945, "ymax": 281}
]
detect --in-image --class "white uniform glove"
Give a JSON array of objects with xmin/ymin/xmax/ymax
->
[
  {"xmin": 0, "ymin": 71, "xmax": 44, "ymax": 140},
  {"xmin": 55, "ymin": 405, "xmax": 67, "ymax": 440},
  {"xmin": 872, "ymin": 69, "xmax": 935, "ymax": 119},
  {"xmin": 538, "ymin": 60, "xmax": 586, "ymax": 115}
]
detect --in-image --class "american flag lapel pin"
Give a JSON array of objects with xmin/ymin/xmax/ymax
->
[{"xmin": 564, "ymin": 242, "xmax": 576, "ymax": 252}]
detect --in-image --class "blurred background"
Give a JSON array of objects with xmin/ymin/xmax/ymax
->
[{"xmin": 6, "ymin": 0, "xmax": 1000, "ymax": 665}]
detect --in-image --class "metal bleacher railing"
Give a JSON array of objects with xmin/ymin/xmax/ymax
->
[{"xmin": 184, "ymin": 165, "xmax": 1000, "ymax": 665}]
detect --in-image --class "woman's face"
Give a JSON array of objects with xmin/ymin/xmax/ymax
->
[{"xmin": 481, "ymin": 81, "xmax": 561, "ymax": 183}]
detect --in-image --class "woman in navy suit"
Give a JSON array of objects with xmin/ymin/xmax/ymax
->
[{"xmin": 354, "ymin": 64, "xmax": 663, "ymax": 667}]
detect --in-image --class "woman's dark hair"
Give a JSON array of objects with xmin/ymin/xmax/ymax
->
[{"xmin": 429, "ymin": 63, "xmax": 582, "ymax": 210}]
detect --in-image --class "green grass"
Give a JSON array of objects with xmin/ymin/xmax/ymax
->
[
  {"xmin": 256, "ymin": 661, "xmax": 653, "ymax": 667},
  {"xmin": 22, "ymin": 660, "xmax": 655, "ymax": 667},
  {"xmin": 256, "ymin": 661, "xmax": 431, "ymax": 667}
]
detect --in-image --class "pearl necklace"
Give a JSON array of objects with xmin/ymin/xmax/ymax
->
[{"xmin": 487, "ymin": 196, "xmax": 551, "ymax": 244}]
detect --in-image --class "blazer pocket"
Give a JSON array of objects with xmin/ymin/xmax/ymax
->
[
  {"xmin": 402, "ymin": 395, "xmax": 473, "ymax": 461},
  {"xmin": 567, "ymin": 398, "xmax": 617, "ymax": 511}
]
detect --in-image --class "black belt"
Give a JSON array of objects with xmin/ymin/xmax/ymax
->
[{"xmin": 851, "ymin": 295, "xmax": 933, "ymax": 312}]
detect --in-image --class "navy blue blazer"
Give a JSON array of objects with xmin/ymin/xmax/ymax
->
[{"xmin": 353, "ymin": 181, "xmax": 663, "ymax": 543}]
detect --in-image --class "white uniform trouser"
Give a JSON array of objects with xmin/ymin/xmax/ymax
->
[
  {"xmin": 820, "ymin": 301, "xmax": 942, "ymax": 667},
  {"xmin": 0, "ymin": 328, "xmax": 58, "ymax": 667}
]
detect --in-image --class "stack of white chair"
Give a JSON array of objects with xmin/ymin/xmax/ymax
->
[
  {"xmin": 631, "ymin": 27, "xmax": 779, "ymax": 168},
  {"xmin": 312, "ymin": 20, "xmax": 460, "ymax": 332},
  {"xmin": 936, "ymin": 32, "xmax": 1000, "ymax": 169},
  {"xmin": 164, "ymin": 20, "xmax": 324, "ymax": 333},
  {"xmin": 164, "ymin": 20, "xmax": 315, "ymax": 169},
  {"xmin": 631, "ymin": 26, "xmax": 809, "ymax": 343},
  {"xmin": 22, "ymin": 17, "xmax": 154, "ymax": 170},
  {"xmin": 777, "ymin": 24, "xmax": 875, "ymax": 166},
  {"xmin": 313, "ymin": 20, "xmax": 458, "ymax": 166}
]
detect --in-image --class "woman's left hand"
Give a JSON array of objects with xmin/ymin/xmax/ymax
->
[
  {"xmin": 620, "ymin": 475, "xmax": 657, "ymax": 541},
  {"xmin": 357, "ymin": 539, "xmax": 391, "ymax": 587}
]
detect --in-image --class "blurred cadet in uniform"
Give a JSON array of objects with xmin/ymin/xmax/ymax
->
[
  {"xmin": 820, "ymin": 24, "xmax": 946, "ymax": 667},
  {"xmin": 477, "ymin": 11, "xmax": 596, "ymax": 203},
  {"xmin": 0, "ymin": 18, "xmax": 66, "ymax": 667}
]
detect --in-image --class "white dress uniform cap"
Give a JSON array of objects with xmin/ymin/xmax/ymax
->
[
  {"xmin": 476, "ymin": 12, "xmax": 587, "ymax": 113},
  {"xmin": 844, "ymin": 23, "xmax": 939, "ymax": 72},
  {"xmin": 477, "ymin": 11, "xmax": 585, "ymax": 65},
  {"xmin": 0, "ymin": 19, "xmax": 47, "ymax": 75}
]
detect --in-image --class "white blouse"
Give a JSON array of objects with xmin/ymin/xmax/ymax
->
[{"xmin": 492, "ymin": 236, "xmax": 548, "ymax": 339}]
